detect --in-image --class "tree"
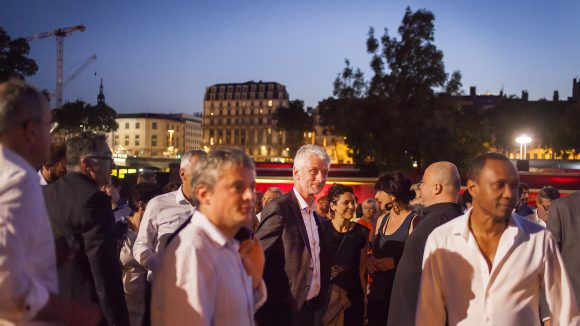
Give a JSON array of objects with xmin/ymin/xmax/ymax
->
[
  {"xmin": 0, "ymin": 27, "xmax": 38, "ymax": 82},
  {"xmin": 53, "ymin": 99, "xmax": 118, "ymax": 136},
  {"xmin": 273, "ymin": 100, "xmax": 314, "ymax": 157},
  {"xmin": 321, "ymin": 8, "xmax": 488, "ymax": 173}
]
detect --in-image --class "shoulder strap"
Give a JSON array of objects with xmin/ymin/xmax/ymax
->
[
  {"xmin": 165, "ymin": 213, "xmax": 193, "ymax": 248},
  {"xmin": 332, "ymin": 224, "xmax": 350, "ymax": 261}
]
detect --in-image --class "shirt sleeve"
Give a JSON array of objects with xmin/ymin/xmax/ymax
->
[
  {"xmin": 546, "ymin": 201, "xmax": 563, "ymax": 250},
  {"xmin": 0, "ymin": 176, "xmax": 51, "ymax": 322},
  {"xmin": 543, "ymin": 232, "xmax": 580, "ymax": 325},
  {"xmin": 253, "ymin": 279, "xmax": 268, "ymax": 310},
  {"xmin": 415, "ymin": 235, "xmax": 446, "ymax": 326},
  {"xmin": 133, "ymin": 200, "xmax": 159, "ymax": 272}
]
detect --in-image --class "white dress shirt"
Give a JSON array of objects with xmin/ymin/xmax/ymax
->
[
  {"xmin": 132, "ymin": 186, "xmax": 193, "ymax": 280},
  {"xmin": 292, "ymin": 187, "xmax": 321, "ymax": 300},
  {"xmin": 417, "ymin": 210, "xmax": 580, "ymax": 326},
  {"xmin": 0, "ymin": 145, "xmax": 58, "ymax": 325},
  {"xmin": 152, "ymin": 210, "xmax": 267, "ymax": 326}
]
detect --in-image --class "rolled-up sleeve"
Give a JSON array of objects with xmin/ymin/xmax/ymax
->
[
  {"xmin": 253, "ymin": 279, "xmax": 268, "ymax": 310},
  {"xmin": 543, "ymin": 233, "xmax": 580, "ymax": 325},
  {"xmin": 133, "ymin": 201, "xmax": 159, "ymax": 271}
]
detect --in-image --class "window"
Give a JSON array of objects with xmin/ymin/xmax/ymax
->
[
  {"xmin": 152, "ymin": 135, "xmax": 157, "ymax": 146},
  {"xmin": 135, "ymin": 122, "xmax": 140, "ymax": 129},
  {"xmin": 124, "ymin": 135, "xmax": 129, "ymax": 146},
  {"xmin": 152, "ymin": 122, "xmax": 157, "ymax": 129},
  {"xmin": 125, "ymin": 122, "xmax": 129, "ymax": 129},
  {"xmin": 268, "ymin": 100, "xmax": 273, "ymax": 107}
]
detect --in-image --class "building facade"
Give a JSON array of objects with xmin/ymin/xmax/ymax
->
[
  {"xmin": 202, "ymin": 81, "xmax": 290, "ymax": 162},
  {"xmin": 109, "ymin": 113, "xmax": 203, "ymax": 158}
]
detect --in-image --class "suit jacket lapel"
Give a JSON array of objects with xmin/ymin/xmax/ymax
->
[{"xmin": 290, "ymin": 190, "xmax": 312, "ymax": 256}]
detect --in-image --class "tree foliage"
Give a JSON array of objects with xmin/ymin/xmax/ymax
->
[
  {"xmin": 274, "ymin": 99, "xmax": 314, "ymax": 157},
  {"xmin": 0, "ymin": 28, "xmax": 38, "ymax": 82},
  {"xmin": 320, "ymin": 8, "xmax": 488, "ymax": 173},
  {"xmin": 53, "ymin": 99, "xmax": 118, "ymax": 135}
]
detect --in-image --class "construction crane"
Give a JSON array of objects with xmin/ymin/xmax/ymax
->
[
  {"xmin": 49, "ymin": 54, "xmax": 97, "ymax": 99},
  {"xmin": 24, "ymin": 24, "xmax": 86, "ymax": 109}
]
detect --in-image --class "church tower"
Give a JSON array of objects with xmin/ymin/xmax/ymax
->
[{"xmin": 97, "ymin": 79, "xmax": 106, "ymax": 106}]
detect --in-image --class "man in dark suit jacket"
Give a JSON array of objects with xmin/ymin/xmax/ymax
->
[
  {"xmin": 387, "ymin": 162, "xmax": 462, "ymax": 326},
  {"xmin": 43, "ymin": 132, "xmax": 129, "ymax": 326},
  {"xmin": 547, "ymin": 190, "xmax": 580, "ymax": 305},
  {"xmin": 255, "ymin": 145, "xmax": 331, "ymax": 326}
]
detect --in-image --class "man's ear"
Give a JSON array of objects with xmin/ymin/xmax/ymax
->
[
  {"xmin": 467, "ymin": 179, "xmax": 477, "ymax": 198},
  {"xmin": 80, "ymin": 156, "xmax": 94, "ymax": 174},
  {"xmin": 293, "ymin": 167, "xmax": 300, "ymax": 180},
  {"xmin": 434, "ymin": 183, "xmax": 443, "ymax": 195},
  {"xmin": 195, "ymin": 184, "xmax": 210, "ymax": 206},
  {"xmin": 22, "ymin": 120, "xmax": 40, "ymax": 142}
]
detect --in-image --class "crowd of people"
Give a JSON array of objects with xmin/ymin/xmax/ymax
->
[{"xmin": 1, "ymin": 78, "xmax": 580, "ymax": 326}]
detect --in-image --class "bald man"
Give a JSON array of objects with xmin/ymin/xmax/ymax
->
[{"xmin": 387, "ymin": 162, "xmax": 463, "ymax": 326}]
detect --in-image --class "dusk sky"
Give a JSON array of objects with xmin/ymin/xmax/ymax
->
[{"xmin": 3, "ymin": 0, "xmax": 580, "ymax": 114}]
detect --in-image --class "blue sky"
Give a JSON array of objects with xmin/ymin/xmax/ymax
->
[{"xmin": 3, "ymin": 0, "xmax": 579, "ymax": 114}]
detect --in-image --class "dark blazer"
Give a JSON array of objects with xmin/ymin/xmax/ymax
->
[
  {"xmin": 254, "ymin": 190, "xmax": 330, "ymax": 325},
  {"xmin": 387, "ymin": 202, "xmax": 462, "ymax": 326},
  {"xmin": 547, "ymin": 191, "xmax": 580, "ymax": 305},
  {"xmin": 43, "ymin": 172, "xmax": 129, "ymax": 326}
]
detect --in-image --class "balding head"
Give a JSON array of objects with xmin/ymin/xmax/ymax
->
[{"xmin": 419, "ymin": 161, "xmax": 461, "ymax": 207}]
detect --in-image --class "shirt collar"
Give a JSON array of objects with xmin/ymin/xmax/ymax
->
[
  {"xmin": 193, "ymin": 210, "xmax": 232, "ymax": 248},
  {"xmin": 38, "ymin": 170, "xmax": 48, "ymax": 185},
  {"xmin": 175, "ymin": 186, "xmax": 191, "ymax": 206},
  {"xmin": 452, "ymin": 208, "xmax": 523, "ymax": 241},
  {"xmin": 293, "ymin": 187, "xmax": 317, "ymax": 212}
]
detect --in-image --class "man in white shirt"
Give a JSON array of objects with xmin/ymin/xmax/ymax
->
[
  {"xmin": 133, "ymin": 149, "xmax": 206, "ymax": 278},
  {"xmin": 416, "ymin": 153, "xmax": 580, "ymax": 326},
  {"xmin": 0, "ymin": 79, "xmax": 100, "ymax": 325},
  {"xmin": 255, "ymin": 145, "xmax": 331, "ymax": 326},
  {"xmin": 152, "ymin": 148, "xmax": 266, "ymax": 326}
]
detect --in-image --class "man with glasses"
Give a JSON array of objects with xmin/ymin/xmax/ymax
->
[
  {"xmin": 0, "ymin": 80, "xmax": 101, "ymax": 325},
  {"xmin": 533, "ymin": 186, "xmax": 560, "ymax": 227},
  {"xmin": 43, "ymin": 131, "xmax": 129, "ymax": 326}
]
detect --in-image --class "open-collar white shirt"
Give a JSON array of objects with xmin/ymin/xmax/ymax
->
[
  {"xmin": 152, "ymin": 210, "xmax": 266, "ymax": 326},
  {"xmin": 0, "ymin": 145, "xmax": 58, "ymax": 325},
  {"xmin": 292, "ymin": 187, "xmax": 321, "ymax": 300},
  {"xmin": 417, "ymin": 209, "xmax": 580, "ymax": 326},
  {"xmin": 132, "ymin": 186, "xmax": 193, "ymax": 280}
]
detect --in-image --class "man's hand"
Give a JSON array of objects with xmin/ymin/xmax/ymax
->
[{"xmin": 239, "ymin": 238, "xmax": 265, "ymax": 290}]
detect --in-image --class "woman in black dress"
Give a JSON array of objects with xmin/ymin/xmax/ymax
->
[
  {"xmin": 367, "ymin": 172, "xmax": 418, "ymax": 326},
  {"xmin": 321, "ymin": 184, "xmax": 369, "ymax": 326}
]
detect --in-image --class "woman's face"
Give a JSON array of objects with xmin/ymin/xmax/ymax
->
[
  {"xmin": 375, "ymin": 190, "xmax": 395, "ymax": 213},
  {"xmin": 330, "ymin": 192, "xmax": 356, "ymax": 220},
  {"xmin": 362, "ymin": 203, "xmax": 377, "ymax": 219}
]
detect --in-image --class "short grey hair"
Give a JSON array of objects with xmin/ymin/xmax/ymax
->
[
  {"xmin": 362, "ymin": 198, "xmax": 379, "ymax": 212},
  {"xmin": 66, "ymin": 132, "xmax": 107, "ymax": 169},
  {"xmin": 191, "ymin": 148, "xmax": 255, "ymax": 194},
  {"xmin": 293, "ymin": 144, "xmax": 330, "ymax": 170},
  {"xmin": 0, "ymin": 79, "xmax": 47, "ymax": 137},
  {"xmin": 265, "ymin": 186, "xmax": 283, "ymax": 196},
  {"xmin": 181, "ymin": 149, "xmax": 207, "ymax": 169}
]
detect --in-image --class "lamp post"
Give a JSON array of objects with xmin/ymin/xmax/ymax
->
[{"xmin": 515, "ymin": 134, "xmax": 532, "ymax": 159}]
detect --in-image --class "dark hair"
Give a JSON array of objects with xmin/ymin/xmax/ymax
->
[
  {"xmin": 467, "ymin": 152, "xmax": 512, "ymax": 182},
  {"xmin": 137, "ymin": 172, "xmax": 157, "ymax": 184},
  {"xmin": 47, "ymin": 141, "xmax": 66, "ymax": 166},
  {"xmin": 519, "ymin": 183, "xmax": 530, "ymax": 192},
  {"xmin": 110, "ymin": 175, "xmax": 121, "ymax": 188},
  {"xmin": 459, "ymin": 189, "xmax": 472, "ymax": 211},
  {"xmin": 66, "ymin": 132, "xmax": 107, "ymax": 168},
  {"xmin": 537, "ymin": 186, "xmax": 560, "ymax": 201},
  {"xmin": 327, "ymin": 183, "xmax": 354, "ymax": 204},
  {"xmin": 374, "ymin": 172, "xmax": 414, "ymax": 205},
  {"xmin": 129, "ymin": 183, "xmax": 164, "ymax": 211}
]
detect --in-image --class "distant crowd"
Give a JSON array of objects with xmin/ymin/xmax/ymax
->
[{"xmin": 1, "ymin": 79, "xmax": 580, "ymax": 326}]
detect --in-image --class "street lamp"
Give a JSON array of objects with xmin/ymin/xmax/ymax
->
[{"xmin": 515, "ymin": 134, "xmax": 532, "ymax": 159}]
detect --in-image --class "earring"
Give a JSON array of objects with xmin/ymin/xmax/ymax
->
[{"xmin": 393, "ymin": 203, "xmax": 401, "ymax": 215}]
